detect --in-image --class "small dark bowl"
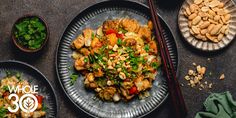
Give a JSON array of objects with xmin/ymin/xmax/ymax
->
[{"xmin": 12, "ymin": 15, "xmax": 49, "ymax": 53}]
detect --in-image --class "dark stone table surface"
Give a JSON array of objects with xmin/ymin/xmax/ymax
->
[{"xmin": 0, "ymin": 0, "xmax": 236, "ymax": 118}]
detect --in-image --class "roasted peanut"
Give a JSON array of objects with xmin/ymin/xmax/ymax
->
[
  {"xmin": 190, "ymin": 29, "xmax": 195, "ymax": 35},
  {"xmin": 208, "ymin": 19, "xmax": 218, "ymax": 24},
  {"xmin": 200, "ymin": 21, "xmax": 210, "ymax": 29},
  {"xmin": 208, "ymin": 10, "xmax": 216, "ymax": 16},
  {"xmin": 189, "ymin": 13, "xmax": 197, "ymax": 20},
  {"xmin": 220, "ymin": 25, "xmax": 227, "ymax": 34},
  {"xmin": 220, "ymin": 16, "xmax": 227, "ymax": 24},
  {"xmin": 210, "ymin": 24, "xmax": 223, "ymax": 35},
  {"xmin": 184, "ymin": 11, "xmax": 188, "ymax": 17},
  {"xmin": 209, "ymin": 0, "xmax": 221, "ymax": 8},
  {"xmin": 190, "ymin": 4, "xmax": 198, "ymax": 13},
  {"xmin": 218, "ymin": 2, "xmax": 224, "ymax": 8},
  {"xmin": 201, "ymin": 7, "xmax": 209, "ymax": 12},
  {"xmin": 214, "ymin": 15, "xmax": 220, "ymax": 21},
  {"xmin": 217, "ymin": 33, "xmax": 224, "ymax": 41},
  {"xmin": 194, "ymin": 0, "xmax": 203, "ymax": 5},
  {"xmin": 200, "ymin": 29, "xmax": 208, "ymax": 35},
  {"xmin": 186, "ymin": 7, "xmax": 191, "ymax": 16},
  {"xmin": 196, "ymin": 34, "xmax": 206, "ymax": 40},
  {"xmin": 224, "ymin": 14, "xmax": 231, "ymax": 22},
  {"xmin": 188, "ymin": 21, "xmax": 192, "ymax": 27},
  {"xmin": 207, "ymin": 24, "xmax": 215, "ymax": 31},
  {"xmin": 192, "ymin": 26, "xmax": 200, "ymax": 34},
  {"xmin": 192, "ymin": 16, "xmax": 202, "ymax": 25}
]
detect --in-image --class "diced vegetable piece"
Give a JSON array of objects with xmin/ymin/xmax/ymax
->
[{"xmin": 129, "ymin": 86, "xmax": 138, "ymax": 95}]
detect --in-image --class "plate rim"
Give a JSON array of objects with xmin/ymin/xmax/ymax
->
[
  {"xmin": 55, "ymin": 0, "xmax": 179, "ymax": 117},
  {"xmin": 178, "ymin": 0, "xmax": 236, "ymax": 52},
  {"xmin": 0, "ymin": 60, "xmax": 58, "ymax": 117}
]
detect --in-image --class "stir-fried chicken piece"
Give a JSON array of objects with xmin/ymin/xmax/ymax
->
[
  {"xmin": 71, "ymin": 34, "xmax": 85, "ymax": 49},
  {"xmin": 102, "ymin": 19, "xmax": 120, "ymax": 32},
  {"xmin": 138, "ymin": 26, "xmax": 152, "ymax": 40},
  {"xmin": 98, "ymin": 87, "xmax": 117, "ymax": 101},
  {"xmin": 120, "ymin": 18, "xmax": 140, "ymax": 32}
]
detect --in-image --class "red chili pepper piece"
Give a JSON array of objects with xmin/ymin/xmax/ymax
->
[
  {"xmin": 129, "ymin": 86, "xmax": 138, "ymax": 95},
  {"xmin": 116, "ymin": 33, "xmax": 124, "ymax": 39},
  {"xmin": 106, "ymin": 29, "xmax": 117, "ymax": 35},
  {"xmin": 106, "ymin": 29, "xmax": 124, "ymax": 39},
  {"xmin": 36, "ymin": 95, "xmax": 43, "ymax": 104}
]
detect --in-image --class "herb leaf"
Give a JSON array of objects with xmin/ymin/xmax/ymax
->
[
  {"xmin": 0, "ymin": 107, "xmax": 7, "ymax": 118},
  {"xmin": 70, "ymin": 73, "xmax": 78, "ymax": 85},
  {"xmin": 91, "ymin": 32, "xmax": 95, "ymax": 40},
  {"xmin": 151, "ymin": 62, "xmax": 160, "ymax": 69},
  {"xmin": 144, "ymin": 44, "xmax": 150, "ymax": 52},
  {"xmin": 42, "ymin": 103, "xmax": 47, "ymax": 111},
  {"xmin": 2, "ymin": 86, "xmax": 9, "ymax": 91},
  {"xmin": 117, "ymin": 38, "xmax": 122, "ymax": 45}
]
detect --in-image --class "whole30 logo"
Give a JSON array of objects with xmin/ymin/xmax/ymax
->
[{"xmin": 7, "ymin": 85, "xmax": 39, "ymax": 113}]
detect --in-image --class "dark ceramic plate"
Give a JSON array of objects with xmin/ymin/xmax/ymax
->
[
  {"xmin": 0, "ymin": 60, "xmax": 57, "ymax": 118},
  {"xmin": 56, "ymin": 1, "xmax": 178, "ymax": 118}
]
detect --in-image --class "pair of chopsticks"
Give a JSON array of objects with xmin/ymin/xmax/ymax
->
[{"xmin": 147, "ymin": 0, "xmax": 187, "ymax": 118}]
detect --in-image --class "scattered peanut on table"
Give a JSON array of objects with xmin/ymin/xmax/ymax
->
[
  {"xmin": 184, "ymin": 0, "xmax": 231, "ymax": 43},
  {"xmin": 183, "ymin": 60, "xmax": 226, "ymax": 90},
  {"xmin": 183, "ymin": 63, "xmax": 213, "ymax": 90}
]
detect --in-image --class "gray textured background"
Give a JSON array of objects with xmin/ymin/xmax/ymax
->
[{"xmin": 0, "ymin": 0, "xmax": 236, "ymax": 118}]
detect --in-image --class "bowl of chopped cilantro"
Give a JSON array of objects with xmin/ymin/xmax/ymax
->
[{"xmin": 12, "ymin": 15, "xmax": 49, "ymax": 52}]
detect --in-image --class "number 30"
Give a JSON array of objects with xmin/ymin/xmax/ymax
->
[{"xmin": 8, "ymin": 94, "xmax": 20, "ymax": 112}]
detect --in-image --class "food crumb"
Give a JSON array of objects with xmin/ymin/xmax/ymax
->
[
  {"xmin": 183, "ymin": 63, "xmax": 215, "ymax": 91},
  {"xmin": 188, "ymin": 70, "xmax": 194, "ymax": 76},
  {"xmin": 184, "ymin": 75, "xmax": 190, "ymax": 81},
  {"xmin": 219, "ymin": 74, "xmax": 225, "ymax": 80},
  {"xmin": 209, "ymin": 72, "xmax": 212, "ymax": 76},
  {"xmin": 209, "ymin": 83, "xmax": 213, "ymax": 89},
  {"xmin": 200, "ymin": 84, "xmax": 205, "ymax": 89}
]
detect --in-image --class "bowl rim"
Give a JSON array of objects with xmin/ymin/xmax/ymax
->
[{"xmin": 11, "ymin": 14, "xmax": 49, "ymax": 53}]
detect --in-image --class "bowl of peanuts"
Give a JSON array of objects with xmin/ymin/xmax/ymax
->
[{"xmin": 178, "ymin": 0, "xmax": 236, "ymax": 51}]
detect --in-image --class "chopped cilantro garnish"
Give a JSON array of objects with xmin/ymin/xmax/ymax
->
[
  {"xmin": 5, "ymin": 70, "xmax": 12, "ymax": 77},
  {"xmin": 99, "ymin": 45, "xmax": 107, "ymax": 52},
  {"xmin": 42, "ymin": 103, "xmax": 47, "ymax": 111},
  {"xmin": 118, "ymin": 28, "xmax": 128, "ymax": 34},
  {"xmin": 144, "ymin": 44, "xmax": 150, "ymax": 52},
  {"xmin": 117, "ymin": 38, "xmax": 122, "ymax": 45},
  {"xmin": 108, "ymin": 50, "xmax": 114, "ymax": 54},
  {"xmin": 0, "ymin": 107, "xmax": 7, "ymax": 118},
  {"xmin": 84, "ymin": 58, "xmax": 88, "ymax": 63},
  {"xmin": 151, "ymin": 62, "xmax": 160, "ymax": 69},
  {"xmin": 2, "ymin": 86, "xmax": 9, "ymax": 91},
  {"xmin": 88, "ymin": 54, "xmax": 95, "ymax": 63},
  {"xmin": 96, "ymin": 77, "xmax": 107, "ymax": 87},
  {"xmin": 16, "ymin": 72, "xmax": 22, "ymax": 79},
  {"xmin": 91, "ymin": 32, "xmax": 95, "ymax": 40},
  {"xmin": 70, "ymin": 73, "xmax": 78, "ymax": 85},
  {"xmin": 126, "ymin": 47, "xmax": 133, "ymax": 52},
  {"xmin": 132, "ymin": 65, "xmax": 138, "ymax": 70},
  {"xmin": 92, "ymin": 63, "xmax": 100, "ymax": 70}
]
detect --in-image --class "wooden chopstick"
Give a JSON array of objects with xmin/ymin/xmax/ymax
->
[{"xmin": 147, "ymin": 0, "xmax": 187, "ymax": 117}]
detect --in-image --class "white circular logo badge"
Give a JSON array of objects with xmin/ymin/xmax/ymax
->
[{"xmin": 19, "ymin": 94, "xmax": 38, "ymax": 113}]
